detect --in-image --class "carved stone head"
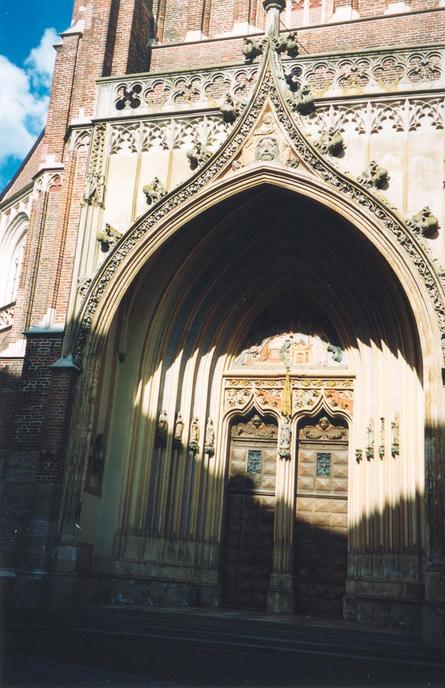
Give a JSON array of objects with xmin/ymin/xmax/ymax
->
[
  {"xmin": 319, "ymin": 417, "xmax": 330, "ymax": 431},
  {"xmin": 256, "ymin": 136, "xmax": 279, "ymax": 162}
]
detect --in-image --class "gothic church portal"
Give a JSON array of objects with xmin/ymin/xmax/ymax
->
[{"xmin": 1, "ymin": 0, "xmax": 445, "ymax": 644}]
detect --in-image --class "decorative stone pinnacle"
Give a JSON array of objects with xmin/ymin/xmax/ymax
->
[{"xmin": 263, "ymin": 0, "xmax": 286, "ymax": 37}]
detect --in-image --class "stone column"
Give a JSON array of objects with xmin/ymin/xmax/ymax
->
[
  {"xmin": 263, "ymin": 0, "xmax": 286, "ymax": 37},
  {"xmin": 267, "ymin": 406, "xmax": 295, "ymax": 613}
]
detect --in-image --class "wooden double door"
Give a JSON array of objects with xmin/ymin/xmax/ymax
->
[
  {"xmin": 221, "ymin": 412, "xmax": 349, "ymax": 616},
  {"xmin": 222, "ymin": 414, "xmax": 277, "ymax": 610}
]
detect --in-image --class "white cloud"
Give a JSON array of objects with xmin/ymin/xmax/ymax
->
[
  {"xmin": 25, "ymin": 28, "xmax": 58, "ymax": 89},
  {"xmin": 0, "ymin": 28, "xmax": 58, "ymax": 185}
]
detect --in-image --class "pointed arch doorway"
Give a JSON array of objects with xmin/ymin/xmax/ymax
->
[{"xmin": 71, "ymin": 183, "xmax": 429, "ymax": 629}]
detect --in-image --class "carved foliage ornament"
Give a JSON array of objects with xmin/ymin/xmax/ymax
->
[
  {"xmin": 225, "ymin": 387, "xmax": 253, "ymax": 411},
  {"xmin": 358, "ymin": 161, "xmax": 390, "ymax": 190},
  {"xmin": 407, "ymin": 207, "xmax": 439, "ymax": 239},
  {"xmin": 73, "ymin": 55, "xmax": 445, "ymax": 365},
  {"xmin": 186, "ymin": 141, "xmax": 212, "ymax": 170},
  {"xmin": 315, "ymin": 128, "xmax": 345, "ymax": 157},
  {"xmin": 143, "ymin": 177, "xmax": 167, "ymax": 206},
  {"xmin": 96, "ymin": 224, "xmax": 122, "ymax": 253},
  {"xmin": 84, "ymin": 123, "xmax": 106, "ymax": 207}
]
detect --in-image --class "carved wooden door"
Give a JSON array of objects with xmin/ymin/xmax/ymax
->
[
  {"xmin": 222, "ymin": 414, "xmax": 278, "ymax": 610},
  {"xmin": 295, "ymin": 416, "xmax": 348, "ymax": 617}
]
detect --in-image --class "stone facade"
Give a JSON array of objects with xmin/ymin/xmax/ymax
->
[{"xmin": 1, "ymin": 0, "xmax": 445, "ymax": 644}]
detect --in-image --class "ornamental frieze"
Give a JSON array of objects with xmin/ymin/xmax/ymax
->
[
  {"xmin": 95, "ymin": 48, "xmax": 444, "ymax": 119},
  {"xmin": 224, "ymin": 376, "xmax": 354, "ymax": 415},
  {"xmin": 224, "ymin": 387, "xmax": 253, "ymax": 411}
]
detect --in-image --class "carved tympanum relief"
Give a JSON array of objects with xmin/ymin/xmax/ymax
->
[
  {"xmin": 231, "ymin": 414, "xmax": 278, "ymax": 439},
  {"xmin": 299, "ymin": 416, "xmax": 348, "ymax": 441},
  {"xmin": 233, "ymin": 331, "xmax": 347, "ymax": 369}
]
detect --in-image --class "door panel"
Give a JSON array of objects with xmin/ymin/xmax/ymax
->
[
  {"xmin": 295, "ymin": 416, "xmax": 348, "ymax": 617},
  {"xmin": 222, "ymin": 414, "xmax": 277, "ymax": 610}
]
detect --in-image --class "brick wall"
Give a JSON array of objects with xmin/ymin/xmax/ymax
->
[
  {"xmin": 0, "ymin": 334, "xmax": 74, "ymax": 570},
  {"xmin": 150, "ymin": 9, "xmax": 445, "ymax": 72}
]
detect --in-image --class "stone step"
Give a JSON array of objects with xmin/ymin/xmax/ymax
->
[{"xmin": 29, "ymin": 605, "xmax": 441, "ymax": 667}]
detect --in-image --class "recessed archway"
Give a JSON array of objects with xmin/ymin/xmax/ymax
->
[{"xmin": 69, "ymin": 181, "xmax": 433, "ymax": 627}]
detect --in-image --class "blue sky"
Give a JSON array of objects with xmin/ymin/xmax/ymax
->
[{"xmin": 0, "ymin": 1, "xmax": 73, "ymax": 190}]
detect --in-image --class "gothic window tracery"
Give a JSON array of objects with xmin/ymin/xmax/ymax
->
[{"xmin": 0, "ymin": 214, "xmax": 28, "ymax": 309}]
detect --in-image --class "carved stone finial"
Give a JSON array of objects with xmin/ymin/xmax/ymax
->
[
  {"xmin": 186, "ymin": 141, "xmax": 212, "ymax": 170},
  {"xmin": 287, "ymin": 85, "xmax": 315, "ymax": 116},
  {"xmin": 407, "ymin": 207, "xmax": 439, "ymax": 238},
  {"xmin": 273, "ymin": 32, "xmax": 299, "ymax": 59},
  {"xmin": 358, "ymin": 161, "xmax": 389, "ymax": 190},
  {"xmin": 143, "ymin": 177, "xmax": 167, "ymax": 206},
  {"xmin": 96, "ymin": 223, "xmax": 122, "ymax": 252},
  {"xmin": 284, "ymin": 65, "xmax": 303, "ymax": 92},
  {"xmin": 219, "ymin": 93, "xmax": 241, "ymax": 124},
  {"xmin": 315, "ymin": 128, "xmax": 345, "ymax": 157},
  {"xmin": 242, "ymin": 37, "xmax": 266, "ymax": 63}
]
